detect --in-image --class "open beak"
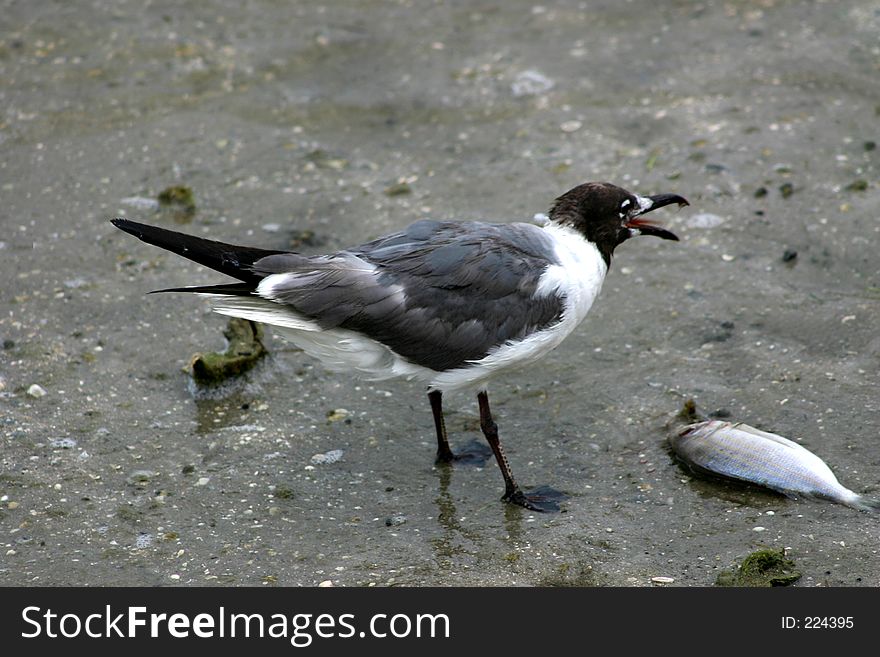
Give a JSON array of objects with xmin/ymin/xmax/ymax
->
[{"xmin": 625, "ymin": 193, "xmax": 688, "ymax": 241}]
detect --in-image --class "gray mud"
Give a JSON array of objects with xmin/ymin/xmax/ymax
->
[{"xmin": 1, "ymin": 0, "xmax": 878, "ymax": 586}]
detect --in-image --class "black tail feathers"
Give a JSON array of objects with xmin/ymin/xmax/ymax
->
[{"xmin": 111, "ymin": 218, "xmax": 288, "ymax": 285}]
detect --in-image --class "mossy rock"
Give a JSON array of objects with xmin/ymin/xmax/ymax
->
[
  {"xmin": 157, "ymin": 185, "xmax": 196, "ymax": 221},
  {"xmin": 191, "ymin": 318, "xmax": 267, "ymax": 385},
  {"xmin": 716, "ymin": 548, "xmax": 801, "ymax": 587},
  {"xmin": 157, "ymin": 185, "xmax": 195, "ymax": 209}
]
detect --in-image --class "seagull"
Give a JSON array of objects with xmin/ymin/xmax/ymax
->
[{"xmin": 111, "ymin": 181, "xmax": 687, "ymax": 511}]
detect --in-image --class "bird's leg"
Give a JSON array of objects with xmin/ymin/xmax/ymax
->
[
  {"xmin": 476, "ymin": 391, "xmax": 520, "ymax": 496},
  {"xmin": 429, "ymin": 390, "xmax": 455, "ymax": 464},
  {"xmin": 428, "ymin": 390, "xmax": 492, "ymax": 466},
  {"xmin": 477, "ymin": 390, "xmax": 564, "ymax": 512}
]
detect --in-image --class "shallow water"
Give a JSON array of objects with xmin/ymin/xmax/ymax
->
[{"xmin": 1, "ymin": 0, "xmax": 878, "ymax": 586}]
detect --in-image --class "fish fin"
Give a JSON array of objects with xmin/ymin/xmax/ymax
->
[{"xmin": 847, "ymin": 496, "xmax": 880, "ymax": 513}]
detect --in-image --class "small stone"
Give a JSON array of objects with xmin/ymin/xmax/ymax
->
[
  {"xmin": 753, "ymin": 526, "xmax": 767, "ymax": 532},
  {"xmin": 385, "ymin": 515, "xmax": 407, "ymax": 527},
  {"xmin": 560, "ymin": 120, "xmax": 582, "ymax": 133},
  {"xmin": 754, "ymin": 187, "xmax": 768, "ymax": 198},
  {"xmin": 120, "ymin": 196, "xmax": 160, "ymax": 211},
  {"xmin": 126, "ymin": 470, "xmax": 156, "ymax": 485},
  {"xmin": 511, "ymin": 69, "xmax": 555, "ymax": 97},
  {"xmin": 274, "ymin": 486, "xmax": 295, "ymax": 499},
  {"xmin": 326, "ymin": 408, "xmax": 349, "ymax": 422},
  {"xmin": 134, "ymin": 533, "xmax": 154, "ymax": 549},
  {"xmin": 262, "ymin": 223, "xmax": 282, "ymax": 233},
  {"xmin": 384, "ymin": 181, "xmax": 411, "ymax": 196},
  {"xmin": 651, "ymin": 576, "xmax": 675, "ymax": 584},
  {"xmin": 63, "ymin": 278, "xmax": 89, "ymax": 289},
  {"xmin": 845, "ymin": 179, "xmax": 868, "ymax": 192},
  {"xmin": 7, "ymin": 501, "xmax": 19, "ymax": 510},
  {"xmin": 531, "ymin": 212, "xmax": 549, "ymax": 226},
  {"xmin": 781, "ymin": 249, "xmax": 797, "ymax": 263},
  {"xmin": 196, "ymin": 477, "xmax": 210, "ymax": 486},
  {"xmin": 318, "ymin": 580, "xmax": 334, "ymax": 587},
  {"xmin": 50, "ymin": 438, "xmax": 77, "ymax": 449},
  {"xmin": 157, "ymin": 185, "xmax": 195, "ymax": 211},
  {"xmin": 687, "ymin": 212, "xmax": 725, "ymax": 229},
  {"xmin": 779, "ymin": 182, "xmax": 794, "ymax": 198},
  {"xmin": 27, "ymin": 384, "xmax": 47, "ymax": 398},
  {"xmin": 311, "ymin": 449, "xmax": 344, "ymax": 465}
]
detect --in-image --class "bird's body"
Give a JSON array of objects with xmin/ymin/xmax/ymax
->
[
  {"xmin": 204, "ymin": 219, "xmax": 606, "ymax": 393},
  {"xmin": 112, "ymin": 181, "xmax": 687, "ymax": 511}
]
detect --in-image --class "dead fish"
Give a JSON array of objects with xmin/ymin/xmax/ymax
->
[{"xmin": 671, "ymin": 420, "xmax": 879, "ymax": 511}]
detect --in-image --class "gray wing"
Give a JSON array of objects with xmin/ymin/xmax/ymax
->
[{"xmin": 251, "ymin": 220, "xmax": 565, "ymax": 371}]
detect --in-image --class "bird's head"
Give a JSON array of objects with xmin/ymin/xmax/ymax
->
[{"xmin": 548, "ymin": 181, "xmax": 688, "ymax": 265}]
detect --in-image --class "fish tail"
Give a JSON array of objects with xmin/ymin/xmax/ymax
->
[{"xmin": 848, "ymin": 495, "xmax": 880, "ymax": 512}]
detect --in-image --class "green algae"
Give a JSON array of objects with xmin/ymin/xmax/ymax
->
[
  {"xmin": 157, "ymin": 185, "xmax": 196, "ymax": 222},
  {"xmin": 716, "ymin": 548, "xmax": 801, "ymax": 587},
  {"xmin": 190, "ymin": 318, "xmax": 267, "ymax": 385}
]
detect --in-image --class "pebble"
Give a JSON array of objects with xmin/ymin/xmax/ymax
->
[
  {"xmin": 63, "ymin": 278, "xmax": 89, "ymax": 289},
  {"xmin": 8, "ymin": 501, "xmax": 19, "ymax": 510},
  {"xmin": 311, "ymin": 449, "xmax": 344, "ymax": 465},
  {"xmin": 50, "ymin": 438, "xmax": 77, "ymax": 449},
  {"xmin": 753, "ymin": 526, "xmax": 767, "ymax": 532},
  {"xmin": 651, "ymin": 576, "xmax": 675, "ymax": 584},
  {"xmin": 326, "ymin": 408, "xmax": 350, "ymax": 422},
  {"xmin": 511, "ymin": 69, "xmax": 555, "ymax": 97},
  {"xmin": 134, "ymin": 533, "xmax": 154, "ymax": 549},
  {"xmin": 126, "ymin": 470, "xmax": 156, "ymax": 485},
  {"xmin": 687, "ymin": 212, "xmax": 725, "ymax": 229},
  {"xmin": 120, "ymin": 196, "xmax": 160, "ymax": 211},
  {"xmin": 27, "ymin": 384, "xmax": 47, "ymax": 398},
  {"xmin": 196, "ymin": 477, "xmax": 210, "ymax": 486},
  {"xmin": 318, "ymin": 580, "xmax": 334, "ymax": 587},
  {"xmin": 560, "ymin": 120, "xmax": 582, "ymax": 133},
  {"xmin": 385, "ymin": 515, "xmax": 407, "ymax": 527},
  {"xmin": 262, "ymin": 223, "xmax": 282, "ymax": 233}
]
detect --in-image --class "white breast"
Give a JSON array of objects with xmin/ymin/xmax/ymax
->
[{"xmin": 429, "ymin": 222, "xmax": 608, "ymax": 393}]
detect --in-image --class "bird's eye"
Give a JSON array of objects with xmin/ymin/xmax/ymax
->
[{"xmin": 620, "ymin": 198, "xmax": 631, "ymax": 209}]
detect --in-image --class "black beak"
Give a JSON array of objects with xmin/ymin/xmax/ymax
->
[
  {"xmin": 644, "ymin": 193, "xmax": 689, "ymax": 213},
  {"xmin": 625, "ymin": 193, "xmax": 688, "ymax": 241}
]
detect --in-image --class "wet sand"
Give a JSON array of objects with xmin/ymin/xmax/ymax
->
[{"xmin": 1, "ymin": 0, "xmax": 878, "ymax": 586}]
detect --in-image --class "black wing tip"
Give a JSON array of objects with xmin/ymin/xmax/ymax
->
[
  {"xmin": 110, "ymin": 217, "xmax": 142, "ymax": 235},
  {"xmin": 149, "ymin": 283, "xmax": 257, "ymax": 296}
]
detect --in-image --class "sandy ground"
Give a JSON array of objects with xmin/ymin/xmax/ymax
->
[{"xmin": 1, "ymin": 0, "xmax": 878, "ymax": 587}]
